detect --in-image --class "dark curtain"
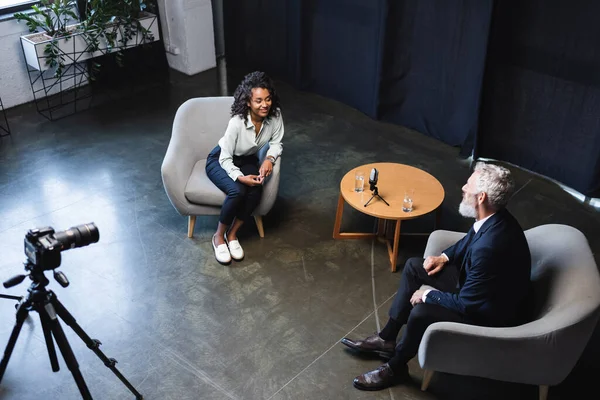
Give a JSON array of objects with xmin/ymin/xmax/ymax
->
[
  {"xmin": 223, "ymin": 0, "xmax": 303, "ymax": 85},
  {"xmin": 224, "ymin": 0, "xmax": 387, "ymax": 118},
  {"xmin": 223, "ymin": 0, "xmax": 488, "ymax": 127},
  {"xmin": 301, "ymin": 0, "xmax": 388, "ymax": 118},
  {"xmin": 378, "ymin": 0, "xmax": 493, "ymax": 150},
  {"xmin": 476, "ymin": 0, "xmax": 600, "ymax": 196},
  {"xmin": 222, "ymin": 0, "xmax": 600, "ymax": 195}
]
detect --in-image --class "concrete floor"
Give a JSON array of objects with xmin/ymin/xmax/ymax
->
[{"xmin": 0, "ymin": 67, "xmax": 598, "ymax": 400}]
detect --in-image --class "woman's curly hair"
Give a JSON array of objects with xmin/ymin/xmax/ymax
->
[{"xmin": 231, "ymin": 71, "xmax": 281, "ymax": 122}]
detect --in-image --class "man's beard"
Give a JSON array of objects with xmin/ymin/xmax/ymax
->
[{"xmin": 458, "ymin": 196, "xmax": 478, "ymax": 218}]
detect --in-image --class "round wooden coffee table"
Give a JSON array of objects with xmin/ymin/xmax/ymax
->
[{"xmin": 333, "ymin": 163, "xmax": 445, "ymax": 271}]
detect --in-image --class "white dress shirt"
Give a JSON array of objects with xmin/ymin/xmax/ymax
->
[
  {"xmin": 218, "ymin": 110, "xmax": 284, "ymax": 181},
  {"xmin": 422, "ymin": 213, "xmax": 495, "ymax": 302}
]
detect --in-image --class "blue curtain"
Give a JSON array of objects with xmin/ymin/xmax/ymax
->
[
  {"xmin": 476, "ymin": 0, "xmax": 600, "ymax": 196},
  {"xmin": 378, "ymin": 0, "xmax": 493, "ymax": 149},
  {"xmin": 223, "ymin": 0, "xmax": 303, "ymax": 85},
  {"xmin": 300, "ymin": 0, "xmax": 388, "ymax": 118},
  {"xmin": 223, "ymin": 0, "xmax": 600, "ymax": 196}
]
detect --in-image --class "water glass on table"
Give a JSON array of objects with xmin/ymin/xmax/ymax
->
[
  {"xmin": 354, "ymin": 171, "xmax": 365, "ymax": 192},
  {"xmin": 403, "ymin": 189, "xmax": 414, "ymax": 212}
]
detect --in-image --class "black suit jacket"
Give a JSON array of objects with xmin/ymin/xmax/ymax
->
[{"xmin": 426, "ymin": 208, "xmax": 532, "ymax": 327}]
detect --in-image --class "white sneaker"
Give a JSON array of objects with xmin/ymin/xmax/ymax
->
[
  {"xmin": 212, "ymin": 235, "xmax": 231, "ymax": 264},
  {"xmin": 226, "ymin": 237, "xmax": 244, "ymax": 261}
]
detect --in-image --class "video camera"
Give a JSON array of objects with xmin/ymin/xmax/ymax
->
[
  {"xmin": 24, "ymin": 223, "xmax": 99, "ymax": 271},
  {"xmin": 0, "ymin": 222, "xmax": 143, "ymax": 399}
]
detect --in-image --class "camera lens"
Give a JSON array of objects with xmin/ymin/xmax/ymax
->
[{"xmin": 53, "ymin": 223, "xmax": 100, "ymax": 250}]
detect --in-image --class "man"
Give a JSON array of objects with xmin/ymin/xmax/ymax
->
[{"xmin": 341, "ymin": 162, "xmax": 532, "ymax": 391}]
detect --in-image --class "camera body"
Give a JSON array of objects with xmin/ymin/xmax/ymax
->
[{"xmin": 24, "ymin": 223, "xmax": 99, "ymax": 271}]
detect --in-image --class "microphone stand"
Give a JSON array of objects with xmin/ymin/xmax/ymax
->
[{"xmin": 364, "ymin": 182, "xmax": 389, "ymax": 207}]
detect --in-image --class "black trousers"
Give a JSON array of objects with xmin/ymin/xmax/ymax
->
[
  {"xmin": 386, "ymin": 257, "xmax": 472, "ymax": 369},
  {"xmin": 205, "ymin": 146, "xmax": 263, "ymax": 225}
]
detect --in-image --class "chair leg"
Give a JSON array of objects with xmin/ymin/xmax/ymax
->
[
  {"xmin": 539, "ymin": 385, "xmax": 549, "ymax": 400},
  {"xmin": 187, "ymin": 216, "xmax": 196, "ymax": 238},
  {"xmin": 421, "ymin": 369, "xmax": 434, "ymax": 391},
  {"xmin": 254, "ymin": 215, "xmax": 265, "ymax": 238}
]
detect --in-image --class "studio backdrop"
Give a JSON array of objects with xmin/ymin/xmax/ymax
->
[
  {"xmin": 223, "ymin": 0, "xmax": 600, "ymax": 197},
  {"xmin": 476, "ymin": 0, "xmax": 600, "ymax": 196}
]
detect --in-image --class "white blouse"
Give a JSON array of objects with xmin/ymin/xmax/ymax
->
[{"xmin": 217, "ymin": 110, "xmax": 284, "ymax": 181}]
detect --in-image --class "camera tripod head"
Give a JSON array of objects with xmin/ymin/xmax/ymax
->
[
  {"xmin": 3, "ymin": 261, "xmax": 70, "ymax": 291},
  {"xmin": 3, "ymin": 223, "xmax": 99, "ymax": 291}
]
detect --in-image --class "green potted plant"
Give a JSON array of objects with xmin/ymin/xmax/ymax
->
[
  {"xmin": 83, "ymin": 0, "xmax": 156, "ymax": 71},
  {"xmin": 16, "ymin": 0, "xmax": 81, "ymax": 77},
  {"xmin": 16, "ymin": 0, "xmax": 158, "ymax": 78}
]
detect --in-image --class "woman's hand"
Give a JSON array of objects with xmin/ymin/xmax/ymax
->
[
  {"xmin": 259, "ymin": 159, "xmax": 273, "ymax": 178},
  {"xmin": 238, "ymin": 175, "xmax": 264, "ymax": 186}
]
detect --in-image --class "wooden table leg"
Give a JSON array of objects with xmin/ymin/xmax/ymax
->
[
  {"xmin": 434, "ymin": 207, "xmax": 442, "ymax": 231},
  {"xmin": 377, "ymin": 218, "xmax": 385, "ymax": 236},
  {"xmin": 333, "ymin": 194, "xmax": 344, "ymax": 239},
  {"xmin": 390, "ymin": 220, "xmax": 401, "ymax": 272},
  {"xmin": 333, "ymin": 194, "xmax": 378, "ymax": 240},
  {"xmin": 376, "ymin": 218, "xmax": 387, "ymax": 243}
]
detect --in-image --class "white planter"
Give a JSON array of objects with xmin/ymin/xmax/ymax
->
[{"xmin": 20, "ymin": 12, "xmax": 160, "ymax": 72}]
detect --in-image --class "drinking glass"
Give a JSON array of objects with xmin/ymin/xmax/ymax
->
[
  {"xmin": 354, "ymin": 171, "xmax": 365, "ymax": 192},
  {"xmin": 403, "ymin": 189, "xmax": 414, "ymax": 212}
]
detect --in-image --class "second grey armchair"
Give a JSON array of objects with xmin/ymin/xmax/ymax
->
[
  {"xmin": 161, "ymin": 97, "xmax": 281, "ymax": 238},
  {"xmin": 418, "ymin": 224, "xmax": 600, "ymax": 400}
]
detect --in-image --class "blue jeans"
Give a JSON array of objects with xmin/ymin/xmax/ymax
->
[{"xmin": 205, "ymin": 146, "xmax": 263, "ymax": 225}]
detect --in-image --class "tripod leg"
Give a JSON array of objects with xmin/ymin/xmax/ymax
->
[
  {"xmin": 50, "ymin": 295, "xmax": 143, "ymax": 399},
  {"xmin": 38, "ymin": 304, "xmax": 60, "ymax": 372},
  {"xmin": 364, "ymin": 194, "xmax": 376, "ymax": 207},
  {"xmin": 42, "ymin": 302, "xmax": 93, "ymax": 400},
  {"xmin": 377, "ymin": 195, "xmax": 390, "ymax": 206},
  {"xmin": 0, "ymin": 301, "xmax": 29, "ymax": 382},
  {"xmin": 0, "ymin": 294, "xmax": 22, "ymax": 301}
]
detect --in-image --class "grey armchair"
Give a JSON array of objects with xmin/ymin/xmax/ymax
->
[
  {"xmin": 418, "ymin": 224, "xmax": 600, "ymax": 400},
  {"xmin": 161, "ymin": 97, "xmax": 281, "ymax": 238}
]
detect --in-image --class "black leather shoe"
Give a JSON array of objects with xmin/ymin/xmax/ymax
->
[
  {"xmin": 340, "ymin": 334, "xmax": 395, "ymax": 359},
  {"xmin": 353, "ymin": 363, "xmax": 409, "ymax": 391}
]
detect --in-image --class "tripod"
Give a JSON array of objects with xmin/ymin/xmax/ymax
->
[
  {"xmin": 0, "ymin": 266, "xmax": 143, "ymax": 399},
  {"xmin": 364, "ymin": 184, "xmax": 390, "ymax": 207}
]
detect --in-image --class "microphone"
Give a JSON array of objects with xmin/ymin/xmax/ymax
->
[
  {"xmin": 364, "ymin": 167, "xmax": 389, "ymax": 207},
  {"xmin": 369, "ymin": 168, "xmax": 378, "ymax": 190}
]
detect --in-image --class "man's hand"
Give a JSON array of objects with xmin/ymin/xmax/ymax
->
[
  {"xmin": 238, "ymin": 175, "xmax": 264, "ymax": 186},
  {"xmin": 423, "ymin": 255, "xmax": 447, "ymax": 276},
  {"xmin": 259, "ymin": 159, "xmax": 273, "ymax": 179},
  {"xmin": 410, "ymin": 289, "xmax": 426, "ymax": 306}
]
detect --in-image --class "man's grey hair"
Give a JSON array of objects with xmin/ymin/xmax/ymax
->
[{"xmin": 473, "ymin": 162, "xmax": 515, "ymax": 210}]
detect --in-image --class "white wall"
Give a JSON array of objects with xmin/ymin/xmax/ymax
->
[
  {"xmin": 0, "ymin": 0, "xmax": 217, "ymax": 109},
  {"xmin": 157, "ymin": 0, "xmax": 216, "ymax": 76},
  {"xmin": 0, "ymin": 18, "xmax": 38, "ymax": 108}
]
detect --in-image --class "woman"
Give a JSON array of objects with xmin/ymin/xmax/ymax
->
[{"xmin": 205, "ymin": 71, "xmax": 284, "ymax": 264}]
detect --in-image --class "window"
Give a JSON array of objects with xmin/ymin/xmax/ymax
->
[{"xmin": 0, "ymin": 1, "xmax": 39, "ymax": 15}]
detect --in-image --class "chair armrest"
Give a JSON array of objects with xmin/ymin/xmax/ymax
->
[
  {"xmin": 161, "ymin": 148, "xmax": 196, "ymax": 216},
  {"xmin": 161, "ymin": 100, "xmax": 208, "ymax": 215},
  {"xmin": 418, "ymin": 310, "xmax": 599, "ymax": 386},
  {"xmin": 423, "ymin": 230, "xmax": 467, "ymax": 258},
  {"xmin": 254, "ymin": 156, "xmax": 281, "ymax": 216}
]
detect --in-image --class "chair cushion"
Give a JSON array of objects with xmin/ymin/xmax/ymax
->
[{"xmin": 184, "ymin": 159, "xmax": 226, "ymax": 206}]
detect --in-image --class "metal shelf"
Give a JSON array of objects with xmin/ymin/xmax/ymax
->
[{"xmin": 0, "ymin": 94, "xmax": 10, "ymax": 136}]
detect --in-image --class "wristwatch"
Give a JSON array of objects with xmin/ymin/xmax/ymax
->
[{"xmin": 267, "ymin": 156, "xmax": 276, "ymax": 164}]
